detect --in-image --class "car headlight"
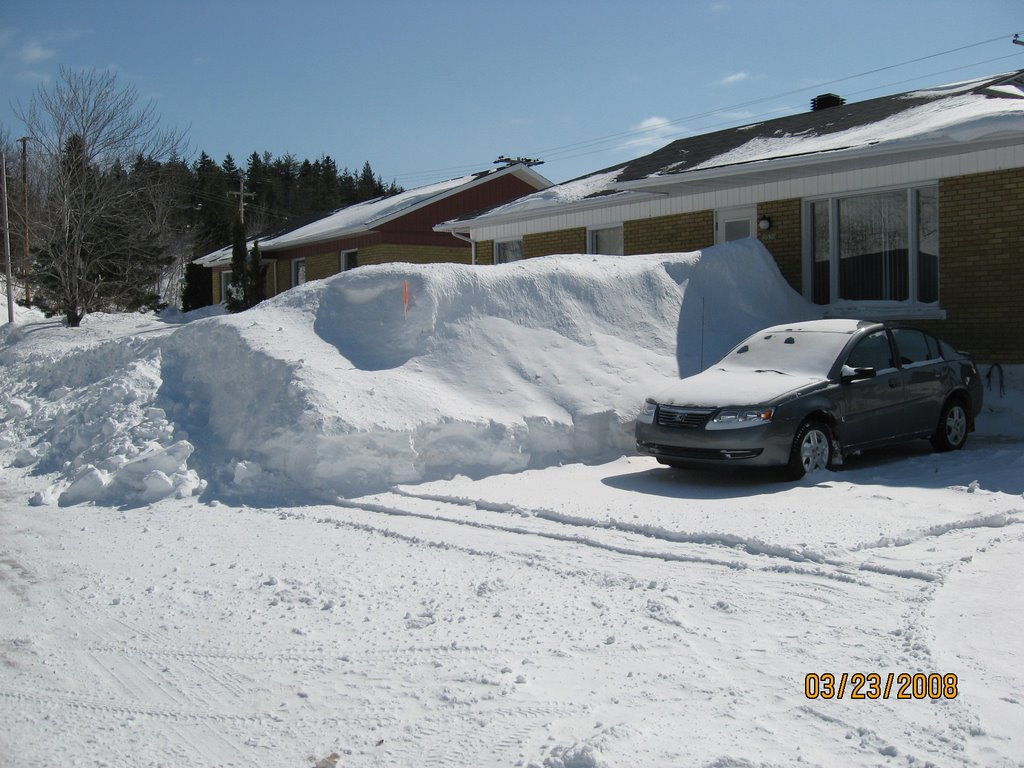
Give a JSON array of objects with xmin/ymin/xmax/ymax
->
[
  {"xmin": 706, "ymin": 407, "xmax": 774, "ymax": 430},
  {"xmin": 636, "ymin": 399, "xmax": 657, "ymax": 424}
]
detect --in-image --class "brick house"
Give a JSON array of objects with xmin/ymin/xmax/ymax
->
[
  {"xmin": 198, "ymin": 163, "xmax": 550, "ymax": 303},
  {"xmin": 437, "ymin": 71, "xmax": 1024, "ymax": 365}
]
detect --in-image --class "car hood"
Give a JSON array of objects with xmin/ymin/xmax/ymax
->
[{"xmin": 650, "ymin": 367, "xmax": 826, "ymax": 407}]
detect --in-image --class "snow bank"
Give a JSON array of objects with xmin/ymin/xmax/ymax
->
[
  {"xmin": 2, "ymin": 240, "xmax": 816, "ymax": 503},
  {"xmin": 0, "ymin": 313, "xmax": 202, "ymax": 507},
  {"xmin": 159, "ymin": 240, "xmax": 816, "ymax": 498}
]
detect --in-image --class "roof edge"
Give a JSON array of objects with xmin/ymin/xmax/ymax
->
[{"xmin": 261, "ymin": 163, "xmax": 553, "ymax": 252}]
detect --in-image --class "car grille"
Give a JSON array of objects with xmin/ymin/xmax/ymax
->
[
  {"xmin": 656, "ymin": 405, "xmax": 715, "ymax": 429},
  {"xmin": 643, "ymin": 443, "xmax": 763, "ymax": 461}
]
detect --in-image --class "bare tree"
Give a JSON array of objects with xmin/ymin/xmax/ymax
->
[{"xmin": 15, "ymin": 67, "xmax": 186, "ymax": 325}]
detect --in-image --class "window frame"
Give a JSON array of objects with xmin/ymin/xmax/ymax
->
[
  {"xmin": 802, "ymin": 183, "xmax": 944, "ymax": 320},
  {"xmin": 494, "ymin": 238, "xmax": 524, "ymax": 264},
  {"xmin": 219, "ymin": 270, "xmax": 232, "ymax": 303},
  {"xmin": 292, "ymin": 258, "xmax": 306, "ymax": 287},
  {"xmin": 587, "ymin": 225, "xmax": 624, "ymax": 255},
  {"xmin": 341, "ymin": 250, "xmax": 358, "ymax": 271}
]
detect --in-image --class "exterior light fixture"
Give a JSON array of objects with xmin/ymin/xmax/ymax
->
[{"xmin": 758, "ymin": 215, "xmax": 772, "ymax": 231}]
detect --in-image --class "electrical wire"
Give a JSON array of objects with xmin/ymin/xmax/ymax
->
[{"xmin": 390, "ymin": 31, "xmax": 1024, "ymax": 186}]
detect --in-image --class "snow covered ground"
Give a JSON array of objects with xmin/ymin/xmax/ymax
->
[{"xmin": 2, "ymin": 241, "xmax": 1023, "ymax": 768}]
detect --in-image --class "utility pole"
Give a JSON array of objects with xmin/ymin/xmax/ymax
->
[
  {"xmin": 227, "ymin": 176, "xmax": 255, "ymax": 225},
  {"xmin": 18, "ymin": 136, "xmax": 31, "ymax": 307},
  {"xmin": 2, "ymin": 153, "xmax": 14, "ymax": 323}
]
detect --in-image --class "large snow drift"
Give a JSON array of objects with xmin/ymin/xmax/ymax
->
[{"xmin": 2, "ymin": 241, "xmax": 815, "ymax": 504}]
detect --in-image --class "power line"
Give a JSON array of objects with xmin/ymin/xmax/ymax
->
[
  {"xmin": 532, "ymin": 34, "xmax": 1024, "ymax": 164},
  {"xmin": 390, "ymin": 31, "xmax": 1024, "ymax": 186},
  {"xmin": 534, "ymin": 50, "xmax": 1024, "ymax": 171}
]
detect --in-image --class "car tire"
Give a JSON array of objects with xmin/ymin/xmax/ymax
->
[
  {"xmin": 787, "ymin": 419, "xmax": 832, "ymax": 480},
  {"xmin": 930, "ymin": 397, "xmax": 969, "ymax": 452}
]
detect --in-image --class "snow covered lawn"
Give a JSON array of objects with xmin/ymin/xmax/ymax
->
[{"xmin": 2, "ymin": 244, "xmax": 1022, "ymax": 767}]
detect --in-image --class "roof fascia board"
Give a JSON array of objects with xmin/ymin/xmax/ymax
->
[
  {"xmin": 434, "ymin": 190, "xmax": 666, "ymax": 232},
  {"xmin": 615, "ymin": 132, "xmax": 1024, "ymax": 193}
]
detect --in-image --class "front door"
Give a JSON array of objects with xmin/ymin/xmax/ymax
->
[{"xmin": 715, "ymin": 206, "xmax": 756, "ymax": 244}]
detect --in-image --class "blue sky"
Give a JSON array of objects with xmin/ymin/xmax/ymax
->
[{"xmin": 2, "ymin": 1, "xmax": 1023, "ymax": 187}]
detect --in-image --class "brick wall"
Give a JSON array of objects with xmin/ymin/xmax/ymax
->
[
  {"xmin": 359, "ymin": 243, "xmax": 471, "ymax": 266},
  {"xmin": 211, "ymin": 270, "xmax": 223, "ymax": 304},
  {"xmin": 926, "ymin": 168, "xmax": 1024, "ymax": 363},
  {"xmin": 306, "ymin": 251, "xmax": 340, "ymax": 281},
  {"xmin": 624, "ymin": 211, "xmax": 713, "ymax": 255},
  {"xmin": 476, "ymin": 240, "xmax": 494, "ymax": 265},
  {"xmin": 524, "ymin": 228, "xmax": 586, "ymax": 258},
  {"xmin": 756, "ymin": 199, "xmax": 802, "ymax": 293},
  {"xmin": 274, "ymin": 259, "xmax": 290, "ymax": 295}
]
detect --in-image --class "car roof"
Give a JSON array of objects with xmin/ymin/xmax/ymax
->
[{"xmin": 755, "ymin": 319, "xmax": 880, "ymax": 335}]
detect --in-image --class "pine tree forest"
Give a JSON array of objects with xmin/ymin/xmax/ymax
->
[{"xmin": 4, "ymin": 142, "xmax": 401, "ymax": 316}]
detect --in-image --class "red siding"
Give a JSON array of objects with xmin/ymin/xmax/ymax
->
[
  {"xmin": 376, "ymin": 175, "xmax": 541, "ymax": 234},
  {"xmin": 266, "ymin": 173, "xmax": 542, "ymax": 260}
]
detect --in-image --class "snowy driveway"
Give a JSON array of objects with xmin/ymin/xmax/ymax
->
[{"xmin": 3, "ymin": 435, "xmax": 1023, "ymax": 768}]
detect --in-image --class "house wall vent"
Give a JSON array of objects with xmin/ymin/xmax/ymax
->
[{"xmin": 811, "ymin": 93, "xmax": 845, "ymax": 111}]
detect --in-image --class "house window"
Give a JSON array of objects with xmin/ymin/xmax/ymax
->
[
  {"xmin": 292, "ymin": 258, "xmax": 306, "ymax": 287},
  {"xmin": 495, "ymin": 239, "xmax": 523, "ymax": 264},
  {"xmin": 588, "ymin": 226, "xmax": 624, "ymax": 255},
  {"xmin": 219, "ymin": 270, "xmax": 232, "ymax": 302},
  {"xmin": 806, "ymin": 185, "xmax": 939, "ymax": 310},
  {"xmin": 341, "ymin": 250, "xmax": 358, "ymax": 271}
]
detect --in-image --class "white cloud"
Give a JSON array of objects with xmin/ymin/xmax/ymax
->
[
  {"xmin": 20, "ymin": 40, "xmax": 54, "ymax": 64},
  {"xmin": 619, "ymin": 116, "xmax": 686, "ymax": 152},
  {"xmin": 719, "ymin": 71, "xmax": 750, "ymax": 86}
]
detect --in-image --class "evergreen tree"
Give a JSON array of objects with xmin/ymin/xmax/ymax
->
[
  {"xmin": 338, "ymin": 166, "xmax": 358, "ymax": 206},
  {"xmin": 357, "ymin": 160, "xmax": 380, "ymax": 201},
  {"xmin": 247, "ymin": 241, "xmax": 266, "ymax": 307},
  {"xmin": 222, "ymin": 153, "xmax": 240, "ymax": 184},
  {"xmin": 192, "ymin": 152, "xmax": 230, "ymax": 256},
  {"xmin": 225, "ymin": 215, "xmax": 247, "ymax": 312},
  {"xmin": 181, "ymin": 261, "xmax": 211, "ymax": 312}
]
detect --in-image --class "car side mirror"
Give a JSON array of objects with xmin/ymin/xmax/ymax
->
[{"xmin": 841, "ymin": 365, "xmax": 876, "ymax": 384}]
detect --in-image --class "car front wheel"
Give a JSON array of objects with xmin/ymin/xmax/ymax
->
[
  {"xmin": 787, "ymin": 419, "xmax": 832, "ymax": 480},
  {"xmin": 931, "ymin": 398, "xmax": 969, "ymax": 452}
]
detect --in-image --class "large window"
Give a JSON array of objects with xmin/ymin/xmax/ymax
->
[
  {"xmin": 495, "ymin": 239, "xmax": 523, "ymax": 264},
  {"xmin": 588, "ymin": 226, "xmax": 624, "ymax": 255},
  {"xmin": 806, "ymin": 186, "xmax": 938, "ymax": 309}
]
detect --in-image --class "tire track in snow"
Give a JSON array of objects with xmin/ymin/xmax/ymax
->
[
  {"xmin": 333, "ymin": 495, "xmax": 752, "ymax": 571},
  {"xmin": 332, "ymin": 491, "xmax": 884, "ymax": 586},
  {"xmin": 389, "ymin": 489, "xmax": 960, "ymax": 584},
  {"xmin": 0, "ymin": 686, "xmax": 270, "ymax": 724},
  {"xmin": 83, "ymin": 640, "xmax": 497, "ymax": 666},
  {"xmin": 392, "ymin": 488, "xmax": 839, "ymax": 563},
  {"xmin": 1, "ymin": 543, "xmax": 258, "ymax": 763}
]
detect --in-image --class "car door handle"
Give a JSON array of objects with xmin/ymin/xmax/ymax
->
[{"xmin": 888, "ymin": 379, "xmax": 898, "ymax": 388}]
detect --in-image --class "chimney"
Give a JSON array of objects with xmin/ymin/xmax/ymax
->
[{"xmin": 811, "ymin": 93, "xmax": 845, "ymax": 112}]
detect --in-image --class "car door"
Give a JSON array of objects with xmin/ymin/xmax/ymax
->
[
  {"xmin": 837, "ymin": 330, "xmax": 905, "ymax": 448},
  {"xmin": 892, "ymin": 328, "xmax": 947, "ymax": 436}
]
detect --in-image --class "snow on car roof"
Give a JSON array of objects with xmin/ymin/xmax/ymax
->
[
  {"xmin": 755, "ymin": 318, "xmax": 874, "ymax": 335},
  {"xmin": 719, "ymin": 320, "xmax": 871, "ymax": 377}
]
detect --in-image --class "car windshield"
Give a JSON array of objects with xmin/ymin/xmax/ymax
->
[{"xmin": 716, "ymin": 329, "xmax": 854, "ymax": 378}]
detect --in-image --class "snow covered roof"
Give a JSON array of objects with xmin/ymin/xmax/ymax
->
[
  {"xmin": 446, "ymin": 70, "xmax": 1024, "ymax": 227},
  {"xmin": 258, "ymin": 163, "xmax": 549, "ymax": 252},
  {"xmin": 194, "ymin": 243, "xmax": 235, "ymax": 268}
]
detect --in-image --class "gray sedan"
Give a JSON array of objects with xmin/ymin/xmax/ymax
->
[{"xmin": 635, "ymin": 319, "xmax": 983, "ymax": 479}]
